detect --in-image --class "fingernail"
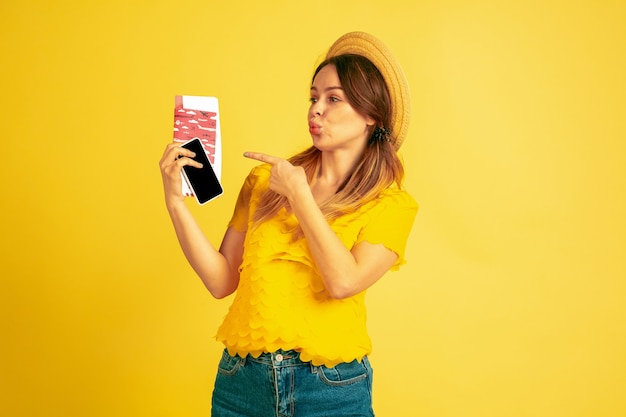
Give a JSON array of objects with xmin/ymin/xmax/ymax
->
[{"xmin": 243, "ymin": 152, "xmax": 249, "ymax": 157}]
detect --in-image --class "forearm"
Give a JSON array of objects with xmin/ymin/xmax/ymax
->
[
  {"xmin": 167, "ymin": 202, "xmax": 239, "ymax": 298},
  {"xmin": 288, "ymin": 191, "xmax": 359, "ymax": 298}
]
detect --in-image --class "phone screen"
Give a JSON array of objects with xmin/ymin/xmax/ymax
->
[{"xmin": 179, "ymin": 138, "xmax": 223, "ymax": 204}]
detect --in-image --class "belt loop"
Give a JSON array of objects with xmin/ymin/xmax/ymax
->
[
  {"xmin": 310, "ymin": 363, "xmax": 318, "ymax": 374},
  {"xmin": 240, "ymin": 355, "xmax": 247, "ymax": 367}
]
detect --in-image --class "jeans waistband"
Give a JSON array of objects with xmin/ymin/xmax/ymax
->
[{"xmin": 244, "ymin": 349, "xmax": 305, "ymax": 367}]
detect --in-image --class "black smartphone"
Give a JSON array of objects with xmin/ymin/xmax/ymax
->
[{"xmin": 179, "ymin": 138, "xmax": 223, "ymax": 205}]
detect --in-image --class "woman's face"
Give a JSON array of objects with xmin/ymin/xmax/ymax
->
[{"xmin": 308, "ymin": 64, "xmax": 374, "ymax": 152}]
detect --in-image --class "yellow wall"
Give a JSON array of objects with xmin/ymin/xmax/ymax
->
[{"xmin": 1, "ymin": 1, "xmax": 624, "ymax": 416}]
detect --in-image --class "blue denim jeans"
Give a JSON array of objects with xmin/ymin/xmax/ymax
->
[{"xmin": 211, "ymin": 349, "xmax": 375, "ymax": 417}]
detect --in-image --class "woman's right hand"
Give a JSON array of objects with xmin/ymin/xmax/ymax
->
[
  {"xmin": 159, "ymin": 142, "xmax": 243, "ymax": 299},
  {"xmin": 158, "ymin": 142, "xmax": 202, "ymax": 208}
]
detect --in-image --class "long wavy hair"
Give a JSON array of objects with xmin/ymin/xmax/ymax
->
[{"xmin": 252, "ymin": 54, "xmax": 405, "ymax": 230}]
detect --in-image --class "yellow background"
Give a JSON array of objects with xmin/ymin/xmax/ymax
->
[{"xmin": 1, "ymin": 0, "xmax": 624, "ymax": 416}]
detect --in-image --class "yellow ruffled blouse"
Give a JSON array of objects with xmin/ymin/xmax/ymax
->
[{"xmin": 216, "ymin": 164, "xmax": 418, "ymax": 367}]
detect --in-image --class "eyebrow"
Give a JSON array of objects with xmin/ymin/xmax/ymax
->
[{"xmin": 310, "ymin": 86, "xmax": 343, "ymax": 92}]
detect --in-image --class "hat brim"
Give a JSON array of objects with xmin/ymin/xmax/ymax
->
[{"xmin": 326, "ymin": 32, "xmax": 410, "ymax": 151}]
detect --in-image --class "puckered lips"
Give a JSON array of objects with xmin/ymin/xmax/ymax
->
[{"xmin": 309, "ymin": 121, "xmax": 322, "ymax": 135}]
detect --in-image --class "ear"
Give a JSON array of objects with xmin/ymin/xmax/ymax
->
[{"xmin": 364, "ymin": 116, "xmax": 376, "ymax": 127}]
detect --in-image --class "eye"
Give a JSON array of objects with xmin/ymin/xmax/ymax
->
[{"xmin": 309, "ymin": 97, "xmax": 318, "ymax": 103}]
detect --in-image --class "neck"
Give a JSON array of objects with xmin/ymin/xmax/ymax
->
[{"xmin": 316, "ymin": 148, "xmax": 363, "ymax": 188}]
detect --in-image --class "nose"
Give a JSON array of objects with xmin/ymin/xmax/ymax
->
[{"xmin": 309, "ymin": 100, "xmax": 323, "ymax": 117}]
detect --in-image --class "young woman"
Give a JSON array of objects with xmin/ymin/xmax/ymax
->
[{"xmin": 159, "ymin": 32, "xmax": 418, "ymax": 417}]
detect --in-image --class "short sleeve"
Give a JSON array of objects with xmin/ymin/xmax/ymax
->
[
  {"xmin": 227, "ymin": 165, "xmax": 271, "ymax": 232},
  {"xmin": 355, "ymin": 189, "xmax": 418, "ymax": 270}
]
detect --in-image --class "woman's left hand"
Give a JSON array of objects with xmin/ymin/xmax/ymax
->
[{"xmin": 244, "ymin": 152, "xmax": 309, "ymax": 201}]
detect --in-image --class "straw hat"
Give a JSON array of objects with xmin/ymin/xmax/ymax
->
[{"xmin": 325, "ymin": 31, "xmax": 411, "ymax": 150}]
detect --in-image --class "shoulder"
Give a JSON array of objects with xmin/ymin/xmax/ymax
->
[
  {"xmin": 242, "ymin": 163, "xmax": 272, "ymax": 190},
  {"xmin": 374, "ymin": 186, "xmax": 419, "ymax": 212},
  {"xmin": 247, "ymin": 163, "xmax": 272, "ymax": 181},
  {"xmin": 348, "ymin": 186, "xmax": 418, "ymax": 227}
]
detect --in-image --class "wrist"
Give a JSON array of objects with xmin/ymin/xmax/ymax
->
[
  {"xmin": 287, "ymin": 184, "xmax": 314, "ymax": 208},
  {"xmin": 165, "ymin": 197, "xmax": 187, "ymax": 214}
]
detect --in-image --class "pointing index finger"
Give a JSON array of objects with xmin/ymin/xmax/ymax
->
[{"xmin": 243, "ymin": 152, "xmax": 283, "ymax": 165}]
